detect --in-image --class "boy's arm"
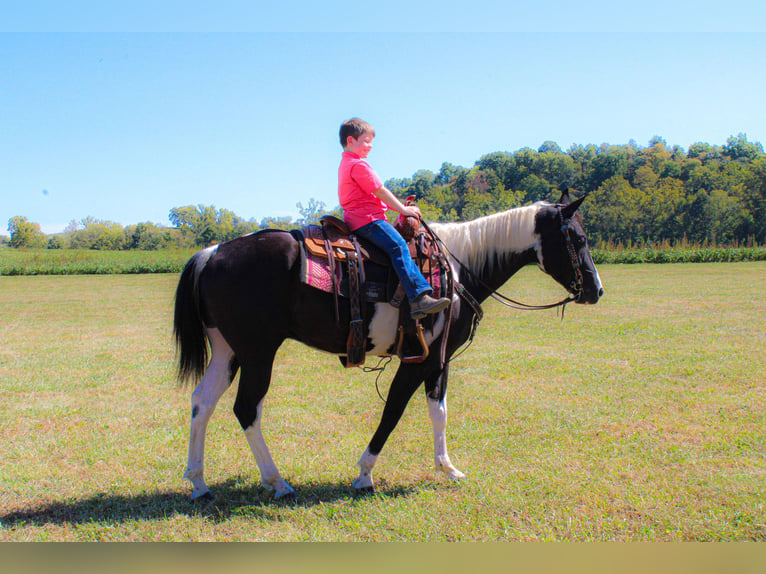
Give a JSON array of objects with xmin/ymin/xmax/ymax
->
[{"xmin": 374, "ymin": 186, "xmax": 421, "ymax": 218}]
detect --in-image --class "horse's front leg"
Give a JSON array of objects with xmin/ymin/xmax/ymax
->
[
  {"xmin": 353, "ymin": 362, "xmax": 428, "ymax": 492},
  {"xmin": 426, "ymin": 364, "xmax": 466, "ymax": 480}
]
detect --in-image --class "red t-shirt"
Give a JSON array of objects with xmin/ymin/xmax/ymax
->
[{"xmin": 338, "ymin": 151, "xmax": 387, "ymax": 231}]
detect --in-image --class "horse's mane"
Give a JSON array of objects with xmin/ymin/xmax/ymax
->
[{"xmin": 430, "ymin": 203, "xmax": 542, "ymax": 275}]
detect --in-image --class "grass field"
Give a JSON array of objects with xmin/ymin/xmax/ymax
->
[{"xmin": 0, "ymin": 263, "xmax": 764, "ymax": 541}]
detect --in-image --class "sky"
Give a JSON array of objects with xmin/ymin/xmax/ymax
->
[{"xmin": 2, "ymin": 3, "xmax": 765, "ymax": 235}]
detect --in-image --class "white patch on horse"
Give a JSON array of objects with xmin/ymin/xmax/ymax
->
[
  {"xmin": 367, "ymin": 303, "xmax": 399, "ymax": 355},
  {"xmin": 432, "ymin": 204, "xmax": 541, "ymax": 276},
  {"xmin": 367, "ymin": 301, "xmax": 448, "ymax": 356}
]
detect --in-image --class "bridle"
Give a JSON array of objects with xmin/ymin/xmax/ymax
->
[
  {"xmin": 558, "ymin": 206, "xmax": 585, "ymax": 301},
  {"xmin": 420, "ymin": 207, "xmax": 585, "ymax": 320}
]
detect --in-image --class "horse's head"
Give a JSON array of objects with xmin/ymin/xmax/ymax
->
[{"xmin": 534, "ymin": 189, "xmax": 603, "ymax": 304}]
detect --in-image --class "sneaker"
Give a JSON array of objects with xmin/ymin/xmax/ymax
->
[{"xmin": 410, "ymin": 293, "xmax": 450, "ymax": 319}]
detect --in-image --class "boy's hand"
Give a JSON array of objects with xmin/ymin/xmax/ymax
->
[{"xmin": 400, "ymin": 205, "xmax": 421, "ymax": 219}]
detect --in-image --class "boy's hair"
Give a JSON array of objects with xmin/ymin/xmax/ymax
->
[{"xmin": 339, "ymin": 118, "xmax": 375, "ymax": 148}]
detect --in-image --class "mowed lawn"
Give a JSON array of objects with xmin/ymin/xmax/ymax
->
[{"xmin": 0, "ymin": 263, "xmax": 764, "ymax": 541}]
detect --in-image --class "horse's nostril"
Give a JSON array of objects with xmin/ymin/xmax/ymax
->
[{"xmin": 598, "ymin": 287, "xmax": 604, "ymax": 298}]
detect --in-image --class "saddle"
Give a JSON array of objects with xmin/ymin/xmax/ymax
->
[{"xmin": 297, "ymin": 206, "xmax": 453, "ymax": 368}]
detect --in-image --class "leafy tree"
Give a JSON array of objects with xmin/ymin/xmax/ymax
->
[
  {"xmin": 538, "ymin": 141, "xmax": 562, "ymax": 154},
  {"xmin": 435, "ymin": 162, "xmax": 466, "ymax": 186},
  {"xmin": 258, "ymin": 216, "xmax": 295, "ymax": 230},
  {"xmin": 125, "ymin": 222, "xmax": 171, "ymax": 250},
  {"xmin": 724, "ymin": 133, "xmax": 764, "ymax": 162},
  {"xmin": 169, "ymin": 205, "xmax": 244, "ymax": 246},
  {"xmin": 68, "ymin": 217, "xmax": 126, "ymax": 250},
  {"xmin": 409, "ymin": 170, "xmax": 436, "ymax": 200},
  {"xmin": 384, "ymin": 177, "xmax": 412, "ymax": 198},
  {"xmin": 296, "ymin": 198, "xmax": 329, "ymax": 226},
  {"xmin": 8, "ymin": 216, "xmax": 47, "ymax": 248}
]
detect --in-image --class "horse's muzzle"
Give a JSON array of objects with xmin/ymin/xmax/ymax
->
[{"xmin": 577, "ymin": 286, "xmax": 604, "ymax": 305}]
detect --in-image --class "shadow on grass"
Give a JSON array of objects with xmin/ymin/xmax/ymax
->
[{"xmin": 1, "ymin": 476, "xmax": 424, "ymax": 528}]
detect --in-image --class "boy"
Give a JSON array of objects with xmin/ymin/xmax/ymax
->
[{"xmin": 338, "ymin": 118, "xmax": 450, "ymax": 319}]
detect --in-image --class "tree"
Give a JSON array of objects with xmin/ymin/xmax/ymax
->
[
  {"xmin": 724, "ymin": 133, "xmax": 764, "ymax": 162},
  {"xmin": 409, "ymin": 170, "xmax": 436, "ymax": 200},
  {"xmin": 538, "ymin": 141, "xmax": 562, "ymax": 154},
  {"xmin": 68, "ymin": 217, "xmax": 125, "ymax": 250},
  {"xmin": 126, "ymin": 222, "xmax": 168, "ymax": 250},
  {"xmin": 436, "ymin": 162, "xmax": 465, "ymax": 186},
  {"xmin": 8, "ymin": 216, "xmax": 47, "ymax": 248},
  {"xmin": 296, "ymin": 198, "xmax": 328, "ymax": 226},
  {"xmin": 169, "ymin": 205, "xmax": 244, "ymax": 246}
]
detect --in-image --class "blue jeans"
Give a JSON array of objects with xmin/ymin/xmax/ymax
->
[{"xmin": 354, "ymin": 220, "xmax": 432, "ymax": 303}]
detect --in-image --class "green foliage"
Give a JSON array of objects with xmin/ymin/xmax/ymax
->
[
  {"xmin": 8, "ymin": 216, "xmax": 47, "ymax": 248},
  {"xmin": 386, "ymin": 134, "xmax": 766, "ymax": 246}
]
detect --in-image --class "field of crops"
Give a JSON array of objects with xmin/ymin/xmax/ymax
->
[
  {"xmin": 0, "ymin": 248, "xmax": 196, "ymax": 275},
  {"xmin": 1, "ymin": 262, "xmax": 764, "ymax": 542},
  {"xmin": 2, "ymin": 246, "xmax": 765, "ymax": 275}
]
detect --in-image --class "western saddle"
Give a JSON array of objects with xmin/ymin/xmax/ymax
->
[{"xmin": 299, "ymin": 206, "xmax": 453, "ymax": 368}]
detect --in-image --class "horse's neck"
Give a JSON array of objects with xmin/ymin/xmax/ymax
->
[{"xmin": 433, "ymin": 205, "xmax": 541, "ymax": 300}]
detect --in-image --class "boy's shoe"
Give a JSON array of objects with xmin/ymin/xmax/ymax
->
[{"xmin": 410, "ymin": 293, "xmax": 450, "ymax": 319}]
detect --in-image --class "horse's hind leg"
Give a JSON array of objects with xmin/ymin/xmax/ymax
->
[
  {"xmin": 425, "ymin": 365, "xmax": 466, "ymax": 480},
  {"xmin": 234, "ymin": 346, "xmax": 295, "ymax": 499},
  {"xmin": 184, "ymin": 328, "xmax": 236, "ymax": 500}
]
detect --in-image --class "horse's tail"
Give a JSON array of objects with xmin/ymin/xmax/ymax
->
[{"xmin": 173, "ymin": 246, "xmax": 217, "ymax": 386}]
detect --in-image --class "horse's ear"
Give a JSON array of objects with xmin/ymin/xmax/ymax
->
[
  {"xmin": 560, "ymin": 194, "xmax": 586, "ymax": 219},
  {"xmin": 558, "ymin": 186, "xmax": 571, "ymax": 204}
]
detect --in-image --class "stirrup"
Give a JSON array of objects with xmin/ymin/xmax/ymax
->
[{"xmin": 396, "ymin": 323, "xmax": 430, "ymax": 364}]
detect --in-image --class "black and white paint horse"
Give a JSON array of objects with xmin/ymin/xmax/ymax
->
[{"xmin": 173, "ymin": 191, "xmax": 603, "ymax": 500}]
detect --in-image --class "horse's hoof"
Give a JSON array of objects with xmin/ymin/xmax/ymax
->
[
  {"xmin": 191, "ymin": 490, "xmax": 215, "ymax": 503},
  {"xmin": 274, "ymin": 488, "xmax": 297, "ymax": 501},
  {"xmin": 354, "ymin": 485, "xmax": 375, "ymax": 495},
  {"xmin": 436, "ymin": 464, "xmax": 466, "ymax": 480}
]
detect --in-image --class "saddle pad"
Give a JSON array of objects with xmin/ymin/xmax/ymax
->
[
  {"xmin": 302, "ymin": 247, "xmax": 337, "ymax": 293},
  {"xmin": 299, "ymin": 242, "xmax": 394, "ymax": 303}
]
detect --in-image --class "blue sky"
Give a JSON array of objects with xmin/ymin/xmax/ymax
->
[{"xmin": 2, "ymin": 5, "xmax": 765, "ymax": 235}]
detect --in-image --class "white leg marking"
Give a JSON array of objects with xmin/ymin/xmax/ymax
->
[
  {"xmin": 244, "ymin": 400, "xmax": 295, "ymax": 498},
  {"xmin": 353, "ymin": 447, "xmax": 378, "ymax": 491},
  {"xmin": 184, "ymin": 328, "xmax": 234, "ymax": 500},
  {"xmin": 428, "ymin": 397, "xmax": 466, "ymax": 480}
]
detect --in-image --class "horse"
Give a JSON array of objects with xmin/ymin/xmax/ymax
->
[{"xmin": 173, "ymin": 190, "xmax": 603, "ymax": 501}]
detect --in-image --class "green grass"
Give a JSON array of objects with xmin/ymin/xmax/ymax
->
[{"xmin": 1, "ymin": 263, "xmax": 764, "ymax": 541}]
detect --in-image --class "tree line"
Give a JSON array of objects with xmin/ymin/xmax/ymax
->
[
  {"xmin": 4, "ymin": 134, "xmax": 765, "ymax": 249},
  {"xmin": 3, "ymin": 201, "xmax": 335, "ymax": 250},
  {"xmin": 387, "ymin": 133, "xmax": 765, "ymax": 246}
]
